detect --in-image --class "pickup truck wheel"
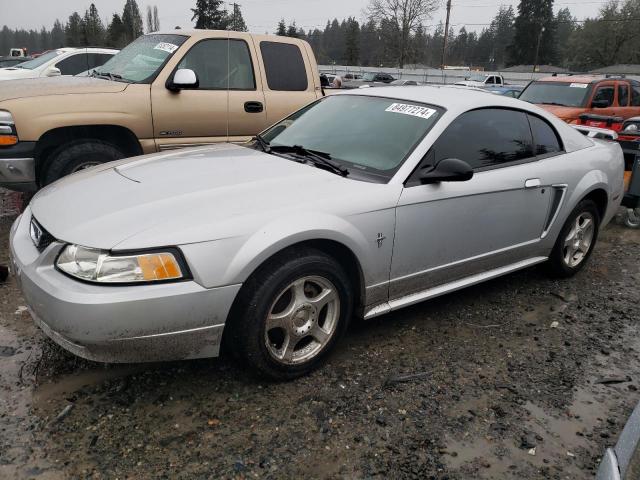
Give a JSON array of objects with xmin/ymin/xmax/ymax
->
[
  {"xmin": 548, "ymin": 199, "xmax": 600, "ymax": 278},
  {"xmin": 42, "ymin": 140, "xmax": 125, "ymax": 186},
  {"xmin": 227, "ymin": 248, "xmax": 353, "ymax": 380}
]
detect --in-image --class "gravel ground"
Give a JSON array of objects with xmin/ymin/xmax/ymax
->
[{"xmin": 1, "ymin": 189, "xmax": 639, "ymax": 479}]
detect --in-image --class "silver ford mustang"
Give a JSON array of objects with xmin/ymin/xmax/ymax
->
[{"xmin": 9, "ymin": 87, "xmax": 624, "ymax": 379}]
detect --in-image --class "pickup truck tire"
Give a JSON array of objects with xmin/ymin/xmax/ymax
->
[
  {"xmin": 548, "ymin": 199, "xmax": 600, "ymax": 278},
  {"xmin": 42, "ymin": 140, "xmax": 125, "ymax": 186},
  {"xmin": 226, "ymin": 247, "xmax": 353, "ymax": 380}
]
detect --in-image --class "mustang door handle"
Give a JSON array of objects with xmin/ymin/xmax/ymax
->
[
  {"xmin": 525, "ymin": 178, "xmax": 542, "ymax": 189},
  {"xmin": 244, "ymin": 101, "xmax": 264, "ymax": 113}
]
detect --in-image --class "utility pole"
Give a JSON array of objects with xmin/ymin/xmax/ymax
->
[
  {"xmin": 441, "ymin": 0, "xmax": 452, "ymax": 70},
  {"xmin": 230, "ymin": 2, "xmax": 240, "ymax": 31},
  {"xmin": 532, "ymin": 25, "xmax": 545, "ymax": 76}
]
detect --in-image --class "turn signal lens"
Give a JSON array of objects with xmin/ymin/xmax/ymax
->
[
  {"xmin": 0, "ymin": 135, "xmax": 18, "ymax": 146},
  {"xmin": 56, "ymin": 244, "xmax": 185, "ymax": 284}
]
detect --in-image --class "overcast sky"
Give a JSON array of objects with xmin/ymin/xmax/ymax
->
[{"xmin": 0, "ymin": 0, "xmax": 606, "ymax": 34}]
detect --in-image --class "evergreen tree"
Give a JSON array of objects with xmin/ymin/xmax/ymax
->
[
  {"xmin": 106, "ymin": 13, "xmax": 126, "ymax": 48},
  {"xmin": 153, "ymin": 6, "xmax": 161, "ymax": 31},
  {"xmin": 286, "ymin": 22, "xmax": 298, "ymax": 38},
  {"xmin": 65, "ymin": 12, "xmax": 85, "ymax": 47},
  {"xmin": 228, "ymin": 3, "xmax": 247, "ymax": 32},
  {"xmin": 344, "ymin": 17, "xmax": 360, "ymax": 65},
  {"xmin": 554, "ymin": 8, "xmax": 575, "ymax": 68},
  {"xmin": 84, "ymin": 3, "xmax": 105, "ymax": 45},
  {"xmin": 122, "ymin": 0, "xmax": 144, "ymax": 43},
  {"xmin": 276, "ymin": 18, "xmax": 287, "ymax": 36},
  {"xmin": 191, "ymin": 0, "xmax": 229, "ymax": 30},
  {"xmin": 508, "ymin": 0, "xmax": 556, "ymax": 66},
  {"xmin": 51, "ymin": 19, "xmax": 65, "ymax": 48}
]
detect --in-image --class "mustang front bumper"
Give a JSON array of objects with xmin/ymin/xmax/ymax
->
[{"xmin": 9, "ymin": 211, "xmax": 241, "ymax": 363}]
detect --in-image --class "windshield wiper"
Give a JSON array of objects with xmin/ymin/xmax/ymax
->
[
  {"xmin": 270, "ymin": 144, "xmax": 349, "ymax": 177},
  {"xmin": 540, "ymin": 101, "xmax": 568, "ymax": 107},
  {"xmin": 253, "ymin": 133, "xmax": 271, "ymax": 153},
  {"xmin": 93, "ymin": 70, "xmax": 123, "ymax": 81}
]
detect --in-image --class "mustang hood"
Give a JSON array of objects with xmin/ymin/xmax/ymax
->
[
  {"xmin": 30, "ymin": 144, "xmax": 387, "ymax": 250},
  {"xmin": 0, "ymin": 76, "xmax": 128, "ymax": 102}
]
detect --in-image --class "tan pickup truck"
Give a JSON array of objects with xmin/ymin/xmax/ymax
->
[{"xmin": 0, "ymin": 30, "xmax": 324, "ymax": 191}]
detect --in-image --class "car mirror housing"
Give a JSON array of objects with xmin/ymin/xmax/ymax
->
[
  {"xmin": 168, "ymin": 68, "xmax": 199, "ymax": 91},
  {"xmin": 46, "ymin": 67, "xmax": 61, "ymax": 77},
  {"xmin": 419, "ymin": 158, "xmax": 474, "ymax": 184}
]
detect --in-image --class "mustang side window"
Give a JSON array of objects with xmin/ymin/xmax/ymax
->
[
  {"xmin": 428, "ymin": 108, "xmax": 534, "ymax": 170},
  {"xmin": 528, "ymin": 114, "xmax": 562, "ymax": 157}
]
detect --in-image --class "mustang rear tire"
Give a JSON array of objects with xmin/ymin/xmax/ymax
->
[
  {"xmin": 42, "ymin": 140, "xmax": 125, "ymax": 186},
  {"xmin": 548, "ymin": 199, "xmax": 600, "ymax": 278},
  {"xmin": 227, "ymin": 248, "xmax": 353, "ymax": 380}
]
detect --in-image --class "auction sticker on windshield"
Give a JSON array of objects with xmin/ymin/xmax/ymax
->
[
  {"xmin": 385, "ymin": 103, "xmax": 437, "ymax": 120},
  {"xmin": 154, "ymin": 42, "xmax": 179, "ymax": 54},
  {"xmin": 569, "ymin": 83, "xmax": 589, "ymax": 88}
]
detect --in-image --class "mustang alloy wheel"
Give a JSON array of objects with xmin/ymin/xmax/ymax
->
[
  {"xmin": 549, "ymin": 199, "xmax": 600, "ymax": 278},
  {"xmin": 264, "ymin": 276, "xmax": 340, "ymax": 365},
  {"xmin": 562, "ymin": 212, "xmax": 595, "ymax": 268},
  {"xmin": 227, "ymin": 247, "xmax": 353, "ymax": 380}
]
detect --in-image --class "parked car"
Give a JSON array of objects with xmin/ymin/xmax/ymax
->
[
  {"xmin": 0, "ymin": 56, "xmax": 31, "ymax": 68},
  {"xmin": 343, "ymin": 73, "xmax": 362, "ymax": 80},
  {"xmin": 484, "ymin": 85, "xmax": 523, "ymax": 98},
  {"xmin": 597, "ymin": 400, "xmax": 640, "ymax": 480},
  {"xmin": 10, "ymin": 86, "xmax": 624, "ymax": 379},
  {"xmin": 390, "ymin": 79, "xmax": 422, "ymax": 86},
  {"xmin": 519, "ymin": 75, "xmax": 640, "ymax": 123},
  {"xmin": 0, "ymin": 30, "xmax": 323, "ymax": 192},
  {"xmin": 455, "ymin": 73, "xmax": 505, "ymax": 87},
  {"xmin": 362, "ymin": 72, "xmax": 395, "ymax": 83},
  {"xmin": 0, "ymin": 48, "xmax": 117, "ymax": 81}
]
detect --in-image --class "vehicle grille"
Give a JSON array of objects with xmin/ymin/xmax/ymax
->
[{"xmin": 30, "ymin": 217, "xmax": 56, "ymax": 253}]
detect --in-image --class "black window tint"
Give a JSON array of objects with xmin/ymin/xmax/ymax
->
[
  {"xmin": 593, "ymin": 86, "xmax": 614, "ymax": 106},
  {"xmin": 260, "ymin": 41, "xmax": 307, "ymax": 91},
  {"xmin": 619, "ymin": 84, "xmax": 630, "ymax": 106},
  {"xmin": 88, "ymin": 53, "xmax": 114, "ymax": 70},
  {"xmin": 632, "ymin": 85, "xmax": 640, "ymax": 106},
  {"xmin": 56, "ymin": 53, "xmax": 89, "ymax": 75},
  {"xmin": 528, "ymin": 114, "xmax": 562, "ymax": 157},
  {"xmin": 429, "ymin": 109, "xmax": 534, "ymax": 169}
]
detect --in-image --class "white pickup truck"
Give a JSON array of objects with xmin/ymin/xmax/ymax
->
[{"xmin": 455, "ymin": 73, "xmax": 505, "ymax": 88}]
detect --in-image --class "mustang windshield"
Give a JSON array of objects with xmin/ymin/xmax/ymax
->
[
  {"xmin": 94, "ymin": 34, "xmax": 186, "ymax": 83},
  {"xmin": 519, "ymin": 81, "xmax": 592, "ymax": 107},
  {"xmin": 262, "ymin": 95, "xmax": 442, "ymax": 181}
]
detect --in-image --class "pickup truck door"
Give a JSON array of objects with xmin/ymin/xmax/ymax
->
[
  {"xmin": 252, "ymin": 37, "xmax": 321, "ymax": 127},
  {"xmin": 151, "ymin": 35, "xmax": 267, "ymax": 150}
]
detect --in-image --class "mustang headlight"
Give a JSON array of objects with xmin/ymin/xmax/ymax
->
[{"xmin": 56, "ymin": 244, "xmax": 185, "ymax": 284}]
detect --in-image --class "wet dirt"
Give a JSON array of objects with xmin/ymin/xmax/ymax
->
[{"xmin": 1, "ymin": 193, "xmax": 640, "ymax": 479}]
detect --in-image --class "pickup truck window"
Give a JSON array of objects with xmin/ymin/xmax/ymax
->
[
  {"xmin": 177, "ymin": 39, "xmax": 255, "ymax": 90},
  {"xmin": 519, "ymin": 81, "xmax": 592, "ymax": 108},
  {"xmin": 260, "ymin": 41, "xmax": 308, "ymax": 91},
  {"xmin": 96, "ymin": 33, "xmax": 186, "ymax": 83}
]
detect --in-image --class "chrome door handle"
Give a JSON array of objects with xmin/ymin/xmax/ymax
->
[{"xmin": 525, "ymin": 178, "xmax": 541, "ymax": 189}]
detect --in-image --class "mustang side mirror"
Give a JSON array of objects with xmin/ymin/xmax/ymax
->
[
  {"xmin": 168, "ymin": 68, "xmax": 199, "ymax": 91},
  {"xmin": 419, "ymin": 158, "xmax": 474, "ymax": 184},
  {"xmin": 592, "ymin": 99, "xmax": 611, "ymax": 109}
]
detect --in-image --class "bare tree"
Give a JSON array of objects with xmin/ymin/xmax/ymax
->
[
  {"xmin": 146, "ymin": 5, "xmax": 153, "ymax": 33},
  {"xmin": 146, "ymin": 5, "xmax": 161, "ymax": 33},
  {"xmin": 368, "ymin": 0, "xmax": 440, "ymax": 68},
  {"xmin": 153, "ymin": 6, "xmax": 160, "ymax": 31}
]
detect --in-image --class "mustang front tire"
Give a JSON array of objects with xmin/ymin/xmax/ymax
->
[{"xmin": 227, "ymin": 247, "xmax": 353, "ymax": 380}]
